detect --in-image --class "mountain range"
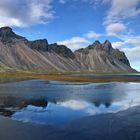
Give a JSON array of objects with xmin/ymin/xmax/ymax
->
[{"xmin": 0, "ymin": 27, "xmax": 136, "ymax": 73}]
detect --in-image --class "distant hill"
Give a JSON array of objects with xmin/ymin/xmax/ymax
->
[{"xmin": 0, "ymin": 27, "xmax": 136, "ymax": 73}]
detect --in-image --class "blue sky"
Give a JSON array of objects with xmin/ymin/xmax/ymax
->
[{"xmin": 0, "ymin": 0, "xmax": 140, "ymax": 71}]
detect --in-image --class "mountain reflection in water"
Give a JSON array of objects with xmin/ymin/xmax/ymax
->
[
  {"xmin": 0, "ymin": 96, "xmax": 48, "ymax": 117},
  {"xmin": 0, "ymin": 95, "xmax": 114, "ymax": 117},
  {"xmin": 0, "ymin": 79, "xmax": 140, "ymax": 124}
]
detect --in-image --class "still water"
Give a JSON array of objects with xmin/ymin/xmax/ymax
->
[{"xmin": 0, "ymin": 79, "xmax": 140, "ymax": 125}]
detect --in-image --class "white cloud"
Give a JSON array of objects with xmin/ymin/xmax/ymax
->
[
  {"xmin": 58, "ymin": 100, "xmax": 98, "ymax": 115},
  {"xmin": 0, "ymin": 0, "xmax": 55, "ymax": 27},
  {"xmin": 123, "ymin": 47, "xmax": 140, "ymax": 61},
  {"xmin": 59, "ymin": 0, "xmax": 65, "ymax": 4},
  {"xmin": 105, "ymin": 0, "xmax": 140, "ymax": 24},
  {"xmin": 112, "ymin": 36, "xmax": 140, "ymax": 71},
  {"xmin": 112, "ymin": 41, "xmax": 126, "ymax": 49},
  {"xmin": 103, "ymin": 0, "xmax": 140, "ymax": 38},
  {"xmin": 123, "ymin": 47, "xmax": 140, "ymax": 71},
  {"xmin": 57, "ymin": 30, "xmax": 103, "ymax": 50},
  {"xmin": 85, "ymin": 31, "xmax": 101, "ymax": 39},
  {"xmin": 59, "ymin": 100, "xmax": 88, "ymax": 110},
  {"xmin": 106, "ymin": 23, "xmax": 127, "ymax": 36},
  {"xmin": 57, "ymin": 36, "xmax": 90, "ymax": 50},
  {"xmin": 113, "ymin": 36, "xmax": 140, "ymax": 49},
  {"xmin": 101, "ymin": 0, "xmax": 140, "ymax": 71}
]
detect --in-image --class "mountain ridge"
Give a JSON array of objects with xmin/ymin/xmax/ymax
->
[{"xmin": 0, "ymin": 26, "xmax": 136, "ymax": 73}]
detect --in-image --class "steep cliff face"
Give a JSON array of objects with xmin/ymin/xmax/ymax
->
[
  {"xmin": 0, "ymin": 27, "xmax": 136, "ymax": 73},
  {"xmin": 74, "ymin": 40, "xmax": 135, "ymax": 72},
  {"xmin": 0, "ymin": 27, "xmax": 81, "ymax": 72},
  {"xmin": 28, "ymin": 40, "xmax": 74, "ymax": 59},
  {"xmin": 28, "ymin": 39, "xmax": 49, "ymax": 51}
]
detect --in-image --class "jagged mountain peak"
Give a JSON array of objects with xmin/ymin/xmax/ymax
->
[
  {"xmin": 74, "ymin": 40, "xmax": 135, "ymax": 72},
  {"xmin": 0, "ymin": 26, "xmax": 15, "ymax": 39},
  {"xmin": 75, "ymin": 40, "xmax": 113, "ymax": 53},
  {"xmin": 0, "ymin": 26, "xmax": 13, "ymax": 33},
  {"xmin": 102, "ymin": 40, "xmax": 113, "ymax": 53},
  {"xmin": 0, "ymin": 27, "xmax": 136, "ymax": 72},
  {"xmin": 0, "ymin": 26, "xmax": 25, "ymax": 43},
  {"xmin": 28, "ymin": 39, "xmax": 49, "ymax": 51},
  {"xmin": 48, "ymin": 43, "xmax": 75, "ymax": 59},
  {"xmin": 94, "ymin": 40, "xmax": 101, "ymax": 45},
  {"xmin": 92, "ymin": 40, "xmax": 102, "ymax": 50},
  {"xmin": 103, "ymin": 40, "xmax": 111, "ymax": 45},
  {"xmin": 28, "ymin": 40, "xmax": 74, "ymax": 59}
]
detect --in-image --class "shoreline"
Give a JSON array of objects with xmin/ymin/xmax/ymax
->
[
  {"xmin": 0, "ymin": 72, "xmax": 140, "ymax": 83},
  {"xmin": 0, "ymin": 105, "xmax": 140, "ymax": 140}
]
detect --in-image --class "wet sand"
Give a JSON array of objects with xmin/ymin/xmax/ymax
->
[{"xmin": 1, "ymin": 106, "xmax": 140, "ymax": 140}]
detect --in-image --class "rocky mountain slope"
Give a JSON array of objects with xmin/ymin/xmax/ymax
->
[
  {"xmin": 0, "ymin": 27, "xmax": 136, "ymax": 73},
  {"xmin": 74, "ymin": 40, "xmax": 134, "ymax": 72}
]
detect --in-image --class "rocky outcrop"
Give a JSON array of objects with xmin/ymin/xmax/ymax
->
[
  {"xmin": 48, "ymin": 43, "xmax": 75, "ymax": 59},
  {"xmin": 0, "ymin": 27, "xmax": 136, "ymax": 73},
  {"xmin": 28, "ymin": 39, "xmax": 49, "ymax": 51},
  {"xmin": 0, "ymin": 27, "xmax": 26, "ymax": 44},
  {"xmin": 75, "ymin": 40, "xmax": 135, "ymax": 72},
  {"xmin": 28, "ymin": 40, "xmax": 74, "ymax": 59}
]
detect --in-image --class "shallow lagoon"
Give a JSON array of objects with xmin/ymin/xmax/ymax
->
[{"xmin": 0, "ymin": 79, "xmax": 140, "ymax": 125}]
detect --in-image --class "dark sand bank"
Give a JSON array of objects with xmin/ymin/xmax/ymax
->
[
  {"xmin": 0, "ymin": 106, "xmax": 140, "ymax": 140},
  {"xmin": 0, "ymin": 76, "xmax": 33, "ymax": 84},
  {"xmin": 0, "ymin": 72, "xmax": 140, "ymax": 83}
]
